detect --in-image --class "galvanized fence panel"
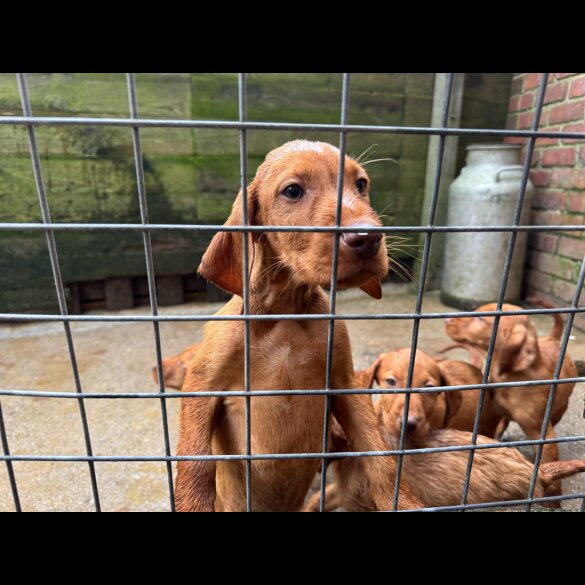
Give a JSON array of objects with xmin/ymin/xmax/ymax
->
[{"xmin": 1, "ymin": 72, "xmax": 584, "ymax": 512}]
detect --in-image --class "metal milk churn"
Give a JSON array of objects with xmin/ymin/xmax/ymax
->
[{"xmin": 441, "ymin": 143, "xmax": 534, "ymax": 309}]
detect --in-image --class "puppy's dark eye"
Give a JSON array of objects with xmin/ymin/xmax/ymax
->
[
  {"xmin": 386, "ymin": 377, "xmax": 396, "ymax": 386},
  {"xmin": 283, "ymin": 184, "xmax": 304, "ymax": 200},
  {"xmin": 424, "ymin": 382, "xmax": 435, "ymax": 388},
  {"xmin": 356, "ymin": 179, "xmax": 367, "ymax": 194}
]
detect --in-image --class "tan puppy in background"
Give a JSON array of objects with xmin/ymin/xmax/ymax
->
[
  {"xmin": 358, "ymin": 348, "xmax": 503, "ymax": 440},
  {"xmin": 444, "ymin": 302, "xmax": 576, "ymax": 465}
]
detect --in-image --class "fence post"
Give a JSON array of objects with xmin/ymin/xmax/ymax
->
[{"xmin": 416, "ymin": 73, "xmax": 465, "ymax": 290}]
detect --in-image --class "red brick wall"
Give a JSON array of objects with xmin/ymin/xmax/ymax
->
[{"xmin": 505, "ymin": 73, "xmax": 585, "ymax": 330}]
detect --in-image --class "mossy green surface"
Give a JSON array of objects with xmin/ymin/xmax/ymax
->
[{"xmin": 0, "ymin": 73, "xmax": 511, "ymax": 312}]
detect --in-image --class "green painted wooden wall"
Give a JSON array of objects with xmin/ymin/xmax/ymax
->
[{"xmin": 0, "ymin": 73, "xmax": 511, "ymax": 313}]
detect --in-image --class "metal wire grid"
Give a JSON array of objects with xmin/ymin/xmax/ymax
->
[{"xmin": 1, "ymin": 72, "xmax": 584, "ymax": 512}]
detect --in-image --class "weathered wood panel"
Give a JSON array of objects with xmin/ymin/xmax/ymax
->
[{"xmin": 0, "ymin": 73, "xmax": 509, "ymax": 313}]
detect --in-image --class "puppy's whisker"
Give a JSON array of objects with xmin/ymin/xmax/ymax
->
[
  {"xmin": 353, "ymin": 144, "xmax": 378, "ymax": 164},
  {"xmin": 361, "ymin": 158, "xmax": 397, "ymax": 166},
  {"xmin": 376, "ymin": 202, "xmax": 395, "ymax": 217},
  {"xmin": 388, "ymin": 257, "xmax": 415, "ymax": 283}
]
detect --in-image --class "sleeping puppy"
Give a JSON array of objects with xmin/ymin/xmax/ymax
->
[{"xmin": 304, "ymin": 424, "xmax": 585, "ymax": 511}]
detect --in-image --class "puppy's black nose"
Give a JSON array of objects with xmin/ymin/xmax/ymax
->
[
  {"xmin": 341, "ymin": 223, "xmax": 383, "ymax": 259},
  {"xmin": 398, "ymin": 416, "xmax": 420, "ymax": 434}
]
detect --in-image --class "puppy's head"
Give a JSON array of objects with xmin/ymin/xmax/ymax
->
[
  {"xmin": 361, "ymin": 348, "xmax": 461, "ymax": 442},
  {"xmin": 444, "ymin": 303, "xmax": 538, "ymax": 375},
  {"xmin": 199, "ymin": 140, "xmax": 388, "ymax": 298}
]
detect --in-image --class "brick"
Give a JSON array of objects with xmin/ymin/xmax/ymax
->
[
  {"xmin": 529, "ymin": 251, "xmax": 575, "ymax": 279},
  {"xmin": 518, "ymin": 112, "xmax": 534, "ymax": 129},
  {"xmin": 551, "ymin": 168, "xmax": 575, "ymax": 189},
  {"xmin": 509, "ymin": 95, "xmax": 521, "ymax": 112},
  {"xmin": 569, "ymin": 76, "xmax": 585, "ymax": 98},
  {"xmin": 558, "ymin": 236, "xmax": 585, "ymax": 260},
  {"xmin": 520, "ymin": 92, "xmax": 536, "ymax": 110},
  {"xmin": 549, "ymin": 101, "xmax": 585, "ymax": 125},
  {"xmin": 544, "ymin": 81, "xmax": 568, "ymax": 104},
  {"xmin": 524, "ymin": 73, "xmax": 543, "ymax": 91},
  {"xmin": 520, "ymin": 149, "xmax": 539, "ymax": 167},
  {"xmin": 533, "ymin": 190, "xmax": 567, "ymax": 210},
  {"xmin": 561, "ymin": 122, "xmax": 585, "ymax": 144},
  {"xmin": 553, "ymin": 279, "xmax": 577, "ymax": 302},
  {"xmin": 529, "ymin": 232, "xmax": 559, "ymax": 253},
  {"xmin": 530, "ymin": 170, "xmax": 551, "ymax": 187},
  {"xmin": 568, "ymin": 192, "xmax": 585, "ymax": 213},
  {"xmin": 541, "ymin": 147, "xmax": 577, "ymax": 167},
  {"xmin": 535, "ymin": 125, "xmax": 561, "ymax": 146},
  {"xmin": 556, "ymin": 73, "xmax": 578, "ymax": 80},
  {"xmin": 561, "ymin": 214, "xmax": 585, "ymax": 237},
  {"xmin": 530, "ymin": 209, "xmax": 561, "ymax": 225},
  {"xmin": 576, "ymin": 170, "xmax": 585, "ymax": 190},
  {"xmin": 569, "ymin": 77, "xmax": 585, "ymax": 98},
  {"xmin": 581, "ymin": 146, "xmax": 585, "ymax": 163},
  {"xmin": 526, "ymin": 269, "xmax": 553, "ymax": 294}
]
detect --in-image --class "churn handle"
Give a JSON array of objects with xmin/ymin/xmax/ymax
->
[{"xmin": 495, "ymin": 165, "xmax": 524, "ymax": 182}]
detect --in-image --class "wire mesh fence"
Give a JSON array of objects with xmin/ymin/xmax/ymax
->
[{"xmin": 1, "ymin": 72, "xmax": 584, "ymax": 512}]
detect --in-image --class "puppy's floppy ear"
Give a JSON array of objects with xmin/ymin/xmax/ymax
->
[
  {"xmin": 360, "ymin": 277, "xmax": 382, "ymax": 299},
  {"xmin": 436, "ymin": 364, "xmax": 463, "ymax": 427},
  {"xmin": 442, "ymin": 390, "xmax": 463, "ymax": 427},
  {"xmin": 354, "ymin": 355, "xmax": 383, "ymax": 389},
  {"xmin": 198, "ymin": 188, "xmax": 258, "ymax": 296},
  {"xmin": 496, "ymin": 322, "xmax": 538, "ymax": 374}
]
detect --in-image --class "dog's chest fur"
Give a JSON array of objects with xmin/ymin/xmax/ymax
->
[{"xmin": 214, "ymin": 313, "xmax": 352, "ymax": 511}]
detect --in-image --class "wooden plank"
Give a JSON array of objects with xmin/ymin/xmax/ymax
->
[
  {"xmin": 105, "ymin": 277, "xmax": 134, "ymax": 310},
  {"xmin": 0, "ymin": 72, "xmax": 442, "ymax": 313},
  {"xmin": 0, "ymin": 286, "xmax": 62, "ymax": 315},
  {"xmin": 132, "ymin": 276, "xmax": 150, "ymax": 298},
  {"xmin": 156, "ymin": 275, "xmax": 184, "ymax": 306},
  {"xmin": 183, "ymin": 273, "xmax": 206, "ymax": 292},
  {"xmin": 68, "ymin": 282, "xmax": 82, "ymax": 315},
  {"xmin": 78, "ymin": 280, "xmax": 105, "ymax": 301},
  {"xmin": 206, "ymin": 283, "xmax": 231, "ymax": 303}
]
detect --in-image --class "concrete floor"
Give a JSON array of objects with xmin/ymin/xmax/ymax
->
[{"xmin": 0, "ymin": 283, "xmax": 583, "ymax": 512}]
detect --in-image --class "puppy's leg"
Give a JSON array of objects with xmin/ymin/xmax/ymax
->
[
  {"xmin": 303, "ymin": 484, "xmax": 341, "ymax": 512},
  {"xmin": 175, "ymin": 367, "xmax": 223, "ymax": 512},
  {"xmin": 517, "ymin": 419, "xmax": 560, "ymax": 464},
  {"xmin": 332, "ymin": 393, "xmax": 422, "ymax": 510},
  {"xmin": 494, "ymin": 416, "xmax": 510, "ymax": 440}
]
